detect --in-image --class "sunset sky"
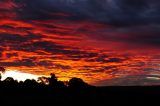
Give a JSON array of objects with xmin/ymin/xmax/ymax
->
[{"xmin": 1, "ymin": 0, "xmax": 160, "ymax": 86}]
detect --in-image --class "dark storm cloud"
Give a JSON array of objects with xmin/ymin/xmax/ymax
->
[
  {"xmin": 7, "ymin": 0, "xmax": 159, "ymax": 46},
  {"xmin": 14, "ymin": 0, "xmax": 160, "ymax": 24}
]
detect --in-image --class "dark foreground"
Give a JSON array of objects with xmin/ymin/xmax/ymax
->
[
  {"xmin": 1, "ymin": 86, "xmax": 160, "ymax": 105},
  {"xmin": 0, "ymin": 73, "xmax": 159, "ymax": 105}
]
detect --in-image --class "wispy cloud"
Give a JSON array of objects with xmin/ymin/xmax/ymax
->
[{"xmin": 0, "ymin": 0, "xmax": 160, "ymax": 85}]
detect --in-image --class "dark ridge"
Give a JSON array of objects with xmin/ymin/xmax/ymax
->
[{"xmin": 0, "ymin": 73, "xmax": 159, "ymax": 105}]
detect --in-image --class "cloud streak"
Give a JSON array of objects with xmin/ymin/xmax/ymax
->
[{"xmin": 0, "ymin": 0, "xmax": 160, "ymax": 85}]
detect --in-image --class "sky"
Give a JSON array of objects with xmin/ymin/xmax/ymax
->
[{"xmin": 1, "ymin": 0, "xmax": 160, "ymax": 86}]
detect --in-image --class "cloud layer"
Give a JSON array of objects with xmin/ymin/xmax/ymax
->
[{"xmin": 0, "ymin": 0, "xmax": 160, "ymax": 85}]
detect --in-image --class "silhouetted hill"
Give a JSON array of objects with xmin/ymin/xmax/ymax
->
[{"xmin": 0, "ymin": 73, "xmax": 160, "ymax": 105}]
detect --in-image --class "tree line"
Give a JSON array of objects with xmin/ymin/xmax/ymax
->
[{"xmin": 0, "ymin": 72, "xmax": 93, "ymax": 90}]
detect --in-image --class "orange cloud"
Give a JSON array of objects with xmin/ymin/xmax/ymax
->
[{"xmin": 0, "ymin": 1, "xmax": 159, "ymax": 86}]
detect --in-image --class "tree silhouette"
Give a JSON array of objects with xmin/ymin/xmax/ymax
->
[
  {"xmin": 48, "ymin": 73, "xmax": 58, "ymax": 87},
  {"xmin": 47, "ymin": 73, "xmax": 66, "ymax": 89},
  {"xmin": 4, "ymin": 77, "xmax": 14, "ymax": 82},
  {"xmin": 3, "ymin": 77, "xmax": 18, "ymax": 88},
  {"xmin": 0, "ymin": 71, "xmax": 154, "ymax": 105},
  {"xmin": 68, "ymin": 77, "xmax": 89, "ymax": 89},
  {"xmin": 23, "ymin": 79, "xmax": 38, "ymax": 88},
  {"xmin": 38, "ymin": 76, "xmax": 49, "ymax": 85}
]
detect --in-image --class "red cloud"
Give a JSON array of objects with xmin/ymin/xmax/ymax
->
[
  {"xmin": 0, "ymin": 1, "xmax": 159, "ymax": 86},
  {"xmin": 0, "ymin": 0, "xmax": 17, "ymax": 10}
]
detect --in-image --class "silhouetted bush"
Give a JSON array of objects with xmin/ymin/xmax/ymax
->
[
  {"xmin": 23, "ymin": 79, "xmax": 38, "ymax": 88},
  {"xmin": 2, "ymin": 77, "xmax": 18, "ymax": 88},
  {"xmin": 68, "ymin": 77, "xmax": 89, "ymax": 90}
]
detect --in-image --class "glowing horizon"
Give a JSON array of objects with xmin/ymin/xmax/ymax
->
[{"xmin": 1, "ymin": 70, "xmax": 40, "ymax": 82}]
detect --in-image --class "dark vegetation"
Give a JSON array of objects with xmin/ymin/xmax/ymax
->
[{"xmin": 0, "ymin": 71, "xmax": 160, "ymax": 105}]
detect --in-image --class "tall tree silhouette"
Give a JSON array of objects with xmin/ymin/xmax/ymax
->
[
  {"xmin": 49, "ymin": 73, "xmax": 58, "ymax": 87},
  {"xmin": 48, "ymin": 73, "xmax": 66, "ymax": 89}
]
